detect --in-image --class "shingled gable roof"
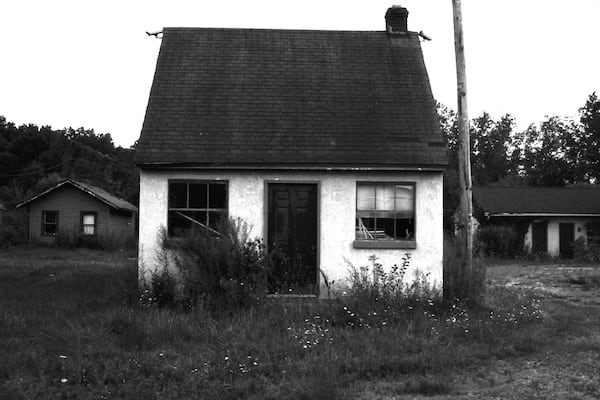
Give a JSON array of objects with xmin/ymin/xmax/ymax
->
[
  {"xmin": 473, "ymin": 186, "xmax": 600, "ymax": 217},
  {"xmin": 135, "ymin": 25, "xmax": 447, "ymax": 170},
  {"xmin": 17, "ymin": 180, "xmax": 137, "ymax": 212}
]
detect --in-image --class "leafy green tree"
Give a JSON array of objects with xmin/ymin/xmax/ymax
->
[
  {"xmin": 579, "ymin": 92, "xmax": 600, "ymax": 183},
  {"xmin": 470, "ymin": 112, "xmax": 517, "ymax": 185}
]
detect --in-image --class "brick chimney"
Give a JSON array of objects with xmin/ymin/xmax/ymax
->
[{"xmin": 385, "ymin": 5, "xmax": 409, "ymax": 34}]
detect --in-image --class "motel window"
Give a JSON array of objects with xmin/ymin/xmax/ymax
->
[
  {"xmin": 168, "ymin": 181, "xmax": 228, "ymax": 236},
  {"xmin": 355, "ymin": 183, "xmax": 415, "ymax": 248},
  {"xmin": 81, "ymin": 212, "xmax": 97, "ymax": 235},
  {"xmin": 42, "ymin": 210, "xmax": 58, "ymax": 236}
]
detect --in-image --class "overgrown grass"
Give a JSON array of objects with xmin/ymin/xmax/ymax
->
[{"xmin": 0, "ymin": 247, "xmax": 583, "ymax": 399}]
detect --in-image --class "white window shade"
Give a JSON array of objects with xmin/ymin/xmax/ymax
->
[
  {"xmin": 82, "ymin": 214, "xmax": 95, "ymax": 235},
  {"xmin": 394, "ymin": 185, "xmax": 414, "ymax": 212},
  {"xmin": 357, "ymin": 185, "xmax": 375, "ymax": 210}
]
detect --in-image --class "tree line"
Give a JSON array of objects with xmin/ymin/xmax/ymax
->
[{"xmin": 440, "ymin": 92, "xmax": 600, "ymax": 187}]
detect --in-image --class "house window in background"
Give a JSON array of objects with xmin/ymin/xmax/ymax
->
[
  {"xmin": 81, "ymin": 212, "xmax": 97, "ymax": 235},
  {"xmin": 355, "ymin": 183, "xmax": 415, "ymax": 241},
  {"xmin": 42, "ymin": 210, "xmax": 58, "ymax": 236},
  {"xmin": 168, "ymin": 181, "xmax": 228, "ymax": 236}
]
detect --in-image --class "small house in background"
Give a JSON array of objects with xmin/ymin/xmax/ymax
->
[
  {"xmin": 473, "ymin": 186, "xmax": 600, "ymax": 258},
  {"xmin": 17, "ymin": 180, "xmax": 137, "ymax": 246},
  {"xmin": 135, "ymin": 6, "xmax": 447, "ymax": 296}
]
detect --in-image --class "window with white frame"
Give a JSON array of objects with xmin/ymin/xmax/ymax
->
[
  {"xmin": 42, "ymin": 210, "xmax": 58, "ymax": 236},
  {"xmin": 355, "ymin": 182, "xmax": 415, "ymax": 242},
  {"xmin": 81, "ymin": 212, "xmax": 97, "ymax": 235},
  {"xmin": 168, "ymin": 181, "xmax": 228, "ymax": 236}
]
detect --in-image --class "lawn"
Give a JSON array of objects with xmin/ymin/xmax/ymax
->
[{"xmin": 1, "ymin": 248, "xmax": 599, "ymax": 399}]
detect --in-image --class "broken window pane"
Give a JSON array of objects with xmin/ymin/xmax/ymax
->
[
  {"xmin": 168, "ymin": 181, "xmax": 228, "ymax": 237},
  {"xmin": 208, "ymin": 211, "xmax": 226, "ymax": 230}
]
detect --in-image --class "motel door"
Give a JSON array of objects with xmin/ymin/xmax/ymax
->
[
  {"xmin": 267, "ymin": 183, "xmax": 318, "ymax": 294},
  {"xmin": 559, "ymin": 223, "xmax": 575, "ymax": 258},
  {"xmin": 531, "ymin": 221, "xmax": 548, "ymax": 254}
]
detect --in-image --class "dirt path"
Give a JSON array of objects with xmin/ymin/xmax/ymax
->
[
  {"xmin": 454, "ymin": 262, "xmax": 600, "ymax": 400},
  {"xmin": 487, "ymin": 262, "xmax": 600, "ymax": 306}
]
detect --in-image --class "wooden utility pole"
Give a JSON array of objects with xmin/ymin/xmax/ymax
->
[{"xmin": 452, "ymin": 0, "xmax": 473, "ymax": 270}]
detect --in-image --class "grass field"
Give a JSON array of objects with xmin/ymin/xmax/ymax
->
[{"xmin": 0, "ymin": 247, "xmax": 599, "ymax": 399}]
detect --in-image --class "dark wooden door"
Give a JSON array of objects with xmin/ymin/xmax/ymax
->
[
  {"xmin": 267, "ymin": 184, "xmax": 318, "ymax": 293},
  {"xmin": 559, "ymin": 223, "xmax": 575, "ymax": 258},
  {"xmin": 531, "ymin": 221, "xmax": 547, "ymax": 254}
]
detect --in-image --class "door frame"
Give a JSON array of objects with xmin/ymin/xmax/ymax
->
[{"xmin": 264, "ymin": 180, "xmax": 321, "ymax": 295}]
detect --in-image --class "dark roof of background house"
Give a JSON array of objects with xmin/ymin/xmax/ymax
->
[
  {"xmin": 135, "ymin": 27, "xmax": 447, "ymax": 169},
  {"xmin": 16, "ymin": 180, "xmax": 137, "ymax": 212},
  {"xmin": 473, "ymin": 186, "xmax": 600, "ymax": 216}
]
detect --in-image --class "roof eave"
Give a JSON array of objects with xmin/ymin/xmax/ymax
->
[
  {"xmin": 486, "ymin": 212, "xmax": 600, "ymax": 218},
  {"xmin": 135, "ymin": 162, "xmax": 447, "ymax": 172}
]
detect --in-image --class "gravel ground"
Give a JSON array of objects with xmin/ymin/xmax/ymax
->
[{"xmin": 356, "ymin": 261, "xmax": 600, "ymax": 400}]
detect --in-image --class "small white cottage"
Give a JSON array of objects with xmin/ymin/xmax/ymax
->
[{"xmin": 135, "ymin": 7, "xmax": 448, "ymax": 296}]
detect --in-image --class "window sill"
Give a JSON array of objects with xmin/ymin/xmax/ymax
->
[{"xmin": 353, "ymin": 240, "xmax": 416, "ymax": 249}]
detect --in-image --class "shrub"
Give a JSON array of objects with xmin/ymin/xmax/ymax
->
[
  {"xmin": 574, "ymin": 236, "xmax": 600, "ymax": 262},
  {"xmin": 475, "ymin": 224, "xmax": 522, "ymax": 258},
  {"xmin": 0, "ymin": 210, "xmax": 28, "ymax": 248},
  {"xmin": 330, "ymin": 254, "xmax": 441, "ymax": 328},
  {"xmin": 157, "ymin": 218, "xmax": 273, "ymax": 313}
]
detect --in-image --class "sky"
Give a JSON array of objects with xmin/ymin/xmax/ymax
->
[{"xmin": 1, "ymin": 0, "xmax": 599, "ymax": 148}]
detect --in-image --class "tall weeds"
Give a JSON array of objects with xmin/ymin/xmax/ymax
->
[
  {"xmin": 149, "ymin": 218, "xmax": 273, "ymax": 313},
  {"xmin": 443, "ymin": 235, "xmax": 486, "ymax": 307}
]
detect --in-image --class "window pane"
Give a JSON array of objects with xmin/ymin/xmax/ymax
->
[
  {"xmin": 356, "ymin": 216, "xmax": 375, "ymax": 239},
  {"xmin": 45, "ymin": 223, "xmax": 57, "ymax": 235},
  {"xmin": 169, "ymin": 183, "xmax": 187, "ymax": 208},
  {"xmin": 83, "ymin": 214, "xmax": 95, "ymax": 225},
  {"xmin": 44, "ymin": 212, "xmax": 57, "ymax": 224},
  {"xmin": 168, "ymin": 211, "xmax": 192, "ymax": 236},
  {"xmin": 208, "ymin": 211, "xmax": 226, "ymax": 230},
  {"xmin": 188, "ymin": 183, "xmax": 207, "ymax": 208},
  {"xmin": 378, "ymin": 217, "xmax": 396, "ymax": 240},
  {"xmin": 357, "ymin": 185, "xmax": 375, "ymax": 210},
  {"xmin": 83, "ymin": 226, "xmax": 95, "ymax": 235},
  {"xmin": 376, "ymin": 184, "xmax": 395, "ymax": 211},
  {"xmin": 395, "ymin": 185, "xmax": 414, "ymax": 212},
  {"xmin": 208, "ymin": 184, "xmax": 227, "ymax": 208},
  {"xmin": 395, "ymin": 217, "xmax": 414, "ymax": 239}
]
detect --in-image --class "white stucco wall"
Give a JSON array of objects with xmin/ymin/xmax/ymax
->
[
  {"xmin": 138, "ymin": 169, "xmax": 444, "ymax": 296},
  {"xmin": 523, "ymin": 218, "xmax": 588, "ymax": 257}
]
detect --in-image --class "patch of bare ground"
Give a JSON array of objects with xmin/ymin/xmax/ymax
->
[{"xmin": 350, "ymin": 261, "xmax": 600, "ymax": 400}]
